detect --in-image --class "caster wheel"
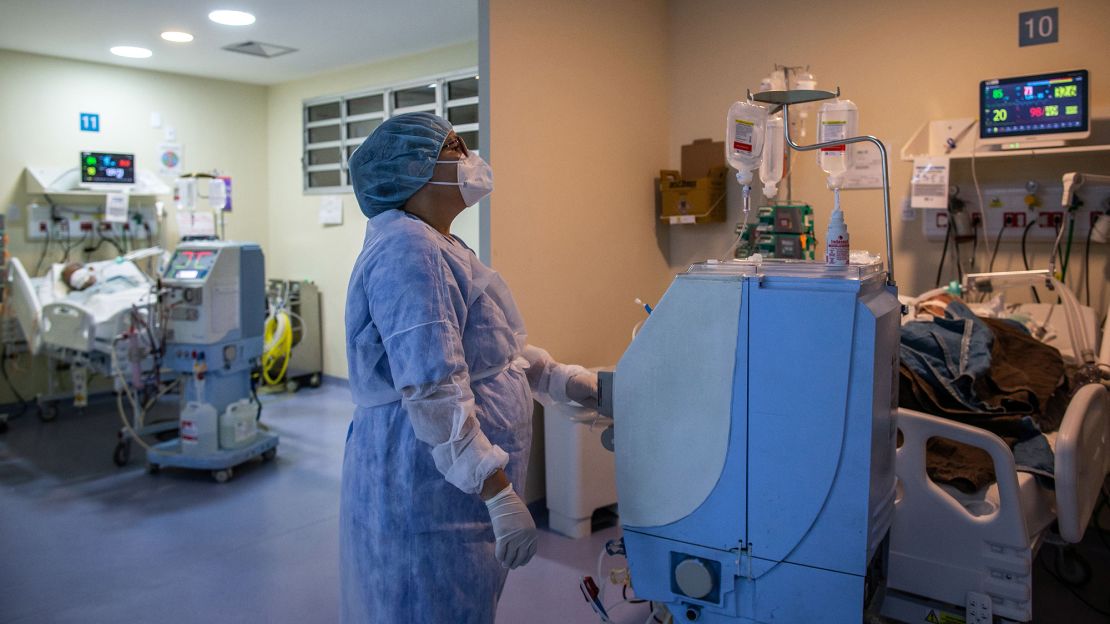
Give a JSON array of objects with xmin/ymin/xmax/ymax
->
[
  {"xmin": 285, "ymin": 380, "xmax": 299, "ymax": 393},
  {"xmin": 309, "ymin": 374, "xmax": 321, "ymax": 388},
  {"xmin": 38, "ymin": 403, "xmax": 58, "ymax": 422},
  {"xmin": 112, "ymin": 440, "xmax": 131, "ymax": 466},
  {"xmin": 146, "ymin": 463, "xmax": 160, "ymax": 474},
  {"xmin": 261, "ymin": 448, "xmax": 277, "ymax": 462},
  {"xmin": 212, "ymin": 469, "xmax": 233, "ymax": 484}
]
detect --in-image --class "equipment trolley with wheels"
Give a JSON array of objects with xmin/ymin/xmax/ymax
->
[{"xmin": 146, "ymin": 431, "xmax": 278, "ymax": 483}]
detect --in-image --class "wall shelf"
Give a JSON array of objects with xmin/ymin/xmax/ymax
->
[
  {"xmin": 900, "ymin": 108, "xmax": 1110, "ymax": 162},
  {"xmin": 24, "ymin": 166, "xmax": 171, "ymax": 200}
]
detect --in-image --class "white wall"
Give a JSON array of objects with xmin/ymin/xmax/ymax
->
[
  {"xmin": 265, "ymin": 42, "xmax": 479, "ymax": 378},
  {"xmin": 0, "ymin": 48, "xmax": 270, "ymax": 403},
  {"xmin": 0, "ymin": 48, "xmax": 271, "ymax": 268},
  {"xmin": 664, "ymin": 0, "xmax": 1110, "ymax": 311}
]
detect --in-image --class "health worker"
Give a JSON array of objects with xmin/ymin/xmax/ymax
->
[{"xmin": 341, "ymin": 112, "xmax": 599, "ymax": 623}]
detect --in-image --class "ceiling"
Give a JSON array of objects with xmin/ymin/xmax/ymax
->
[{"xmin": 0, "ymin": 0, "xmax": 478, "ymax": 85}]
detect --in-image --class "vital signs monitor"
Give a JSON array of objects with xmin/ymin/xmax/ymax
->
[{"xmin": 979, "ymin": 69, "xmax": 1089, "ymax": 149}]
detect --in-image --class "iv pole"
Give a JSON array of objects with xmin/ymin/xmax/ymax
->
[{"xmin": 752, "ymin": 88, "xmax": 896, "ymax": 287}]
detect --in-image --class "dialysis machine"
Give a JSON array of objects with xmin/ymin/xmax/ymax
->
[
  {"xmin": 145, "ymin": 241, "xmax": 278, "ymax": 482},
  {"xmin": 611, "ymin": 260, "xmax": 899, "ymax": 623},
  {"xmin": 605, "ymin": 89, "xmax": 901, "ymax": 622}
]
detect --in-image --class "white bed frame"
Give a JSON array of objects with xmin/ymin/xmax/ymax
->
[
  {"xmin": 5, "ymin": 255, "xmax": 156, "ymax": 410},
  {"xmin": 883, "ymin": 304, "xmax": 1110, "ymax": 623}
]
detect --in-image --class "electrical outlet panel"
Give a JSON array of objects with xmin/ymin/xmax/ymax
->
[
  {"xmin": 1038, "ymin": 211, "xmax": 1064, "ymax": 228},
  {"xmin": 922, "ymin": 181, "xmax": 1108, "ymax": 242},
  {"xmin": 25, "ymin": 203, "xmax": 159, "ymax": 242}
]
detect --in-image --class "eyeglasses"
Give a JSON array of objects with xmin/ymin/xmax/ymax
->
[{"xmin": 443, "ymin": 134, "xmax": 468, "ymax": 156}]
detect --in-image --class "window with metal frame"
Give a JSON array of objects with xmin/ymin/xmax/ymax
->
[{"xmin": 302, "ymin": 69, "xmax": 480, "ymax": 193}]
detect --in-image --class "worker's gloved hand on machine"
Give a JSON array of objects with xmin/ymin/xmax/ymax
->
[{"xmin": 521, "ymin": 345, "xmax": 599, "ymax": 409}]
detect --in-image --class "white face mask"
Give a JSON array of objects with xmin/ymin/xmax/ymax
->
[
  {"xmin": 68, "ymin": 266, "xmax": 96, "ymax": 290},
  {"xmin": 429, "ymin": 152, "xmax": 494, "ymax": 206}
]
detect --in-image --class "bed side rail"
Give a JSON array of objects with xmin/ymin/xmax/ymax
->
[{"xmin": 1054, "ymin": 383, "xmax": 1110, "ymax": 543}]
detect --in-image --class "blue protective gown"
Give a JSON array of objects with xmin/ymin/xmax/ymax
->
[{"xmin": 341, "ymin": 210, "xmax": 532, "ymax": 623}]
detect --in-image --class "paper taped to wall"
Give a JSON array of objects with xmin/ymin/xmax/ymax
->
[
  {"xmin": 911, "ymin": 156, "xmax": 949, "ymax": 208},
  {"xmin": 319, "ymin": 195, "xmax": 343, "ymax": 226},
  {"xmin": 842, "ymin": 143, "xmax": 883, "ymax": 189},
  {"xmin": 176, "ymin": 210, "xmax": 215, "ymax": 237},
  {"xmin": 104, "ymin": 191, "xmax": 129, "ymax": 223}
]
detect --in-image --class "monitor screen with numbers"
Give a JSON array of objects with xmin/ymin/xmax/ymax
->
[
  {"xmin": 979, "ymin": 69, "xmax": 1089, "ymax": 148},
  {"xmin": 80, "ymin": 151, "xmax": 135, "ymax": 184}
]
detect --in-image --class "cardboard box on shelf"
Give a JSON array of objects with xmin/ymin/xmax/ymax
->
[{"xmin": 659, "ymin": 138, "xmax": 727, "ymax": 224}]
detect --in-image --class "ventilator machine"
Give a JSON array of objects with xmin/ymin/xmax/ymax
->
[{"xmin": 145, "ymin": 240, "xmax": 278, "ymax": 482}]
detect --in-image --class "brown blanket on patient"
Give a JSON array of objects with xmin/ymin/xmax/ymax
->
[{"xmin": 899, "ymin": 316, "xmax": 1070, "ymax": 493}]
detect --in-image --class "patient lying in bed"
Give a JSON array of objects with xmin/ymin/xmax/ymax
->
[
  {"xmin": 900, "ymin": 293, "xmax": 1071, "ymax": 492},
  {"xmin": 52, "ymin": 260, "xmax": 148, "ymax": 304}
]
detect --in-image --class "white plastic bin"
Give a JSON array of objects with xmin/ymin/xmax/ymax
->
[{"xmin": 543, "ymin": 401, "xmax": 617, "ymax": 538}]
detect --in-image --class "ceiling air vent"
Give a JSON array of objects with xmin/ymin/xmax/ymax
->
[{"xmin": 222, "ymin": 41, "xmax": 297, "ymax": 59}]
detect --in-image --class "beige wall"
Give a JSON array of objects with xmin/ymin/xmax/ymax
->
[
  {"xmin": 265, "ymin": 41, "xmax": 479, "ymax": 378},
  {"xmin": 665, "ymin": 0, "xmax": 1110, "ymax": 311},
  {"xmin": 0, "ymin": 49, "xmax": 269, "ymax": 404},
  {"xmin": 485, "ymin": 0, "xmax": 674, "ymax": 368}
]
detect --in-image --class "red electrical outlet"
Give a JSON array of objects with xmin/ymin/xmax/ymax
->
[
  {"xmin": 971, "ymin": 212, "xmax": 982, "ymax": 227},
  {"xmin": 1038, "ymin": 212, "xmax": 1064, "ymax": 228},
  {"xmin": 1003, "ymin": 212, "xmax": 1026, "ymax": 227},
  {"xmin": 80, "ymin": 222, "xmax": 94, "ymax": 231}
]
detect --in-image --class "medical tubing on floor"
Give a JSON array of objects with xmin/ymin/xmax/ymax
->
[
  {"xmin": 262, "ymin": 307, "xmax": 294, "ymax": 386},
  {"xmin": 596, "ymin": 546, "xmax": 610, "ymax": 617}
]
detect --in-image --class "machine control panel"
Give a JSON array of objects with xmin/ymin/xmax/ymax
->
[
  {"xmin": 167, "ymin": 248, "xmax": 219, "ymax": 281},
  {"xmin": 161, "ymin": 242, "xmax": 263, "ymax": 347}
]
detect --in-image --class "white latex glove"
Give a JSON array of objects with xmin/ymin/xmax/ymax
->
[
  {"xmin": 565, "ymin": 372, "xmax": 599, "ymax": 409},
  {"xmin": 521, "ymin": 344, "xmax": 593, "ymax": 407},
  {"xmin": 484, "ymin": 484, "xmax": 538, "ymax": 569}
]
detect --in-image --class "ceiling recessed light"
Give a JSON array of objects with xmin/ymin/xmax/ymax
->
[
  {"xmin": 427, "ymin": 83, "xmax": 436, "ymax": 88},
  {"xmin": 209, "ymin": 10, "xmax": 256, "ymax": 26},
  {"xmin": 110, "ymin": 46, "xmax": 152, "ymax": 59},
  {"xmin": 161, "ymin": 31, "xmax": 194, "ymax": 43}
]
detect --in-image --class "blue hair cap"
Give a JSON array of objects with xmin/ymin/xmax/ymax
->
[{"xmin": 348, "ymin": 112, "xmax": 452, "ymax": 218}]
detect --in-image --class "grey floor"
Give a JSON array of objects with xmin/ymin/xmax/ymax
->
[
  {"xmin": 0, "ymin": 382, "xmax": 645, "ymax": 624},
  {"xmin": 1, "ymin": 382, "xmax": 1108, "ymax": 624}
]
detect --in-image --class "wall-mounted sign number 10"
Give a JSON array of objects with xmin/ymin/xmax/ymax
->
[{"xmin": 1019, "ymin": 8, "xmax": 1058, "ymax": 47}]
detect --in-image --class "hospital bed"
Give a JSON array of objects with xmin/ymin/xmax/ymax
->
[
  {"xmin": 883, "ymin": 294, "xmax": 1110, "ymax": 623},
  {"xmin": 5, "ymin": 252, "xmax": 159, "ymax": 415}
]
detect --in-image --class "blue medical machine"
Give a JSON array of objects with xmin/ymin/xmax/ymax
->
[{"xmin": 608, "ymin": 89, "xmax": 900, "ymax": 622}]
